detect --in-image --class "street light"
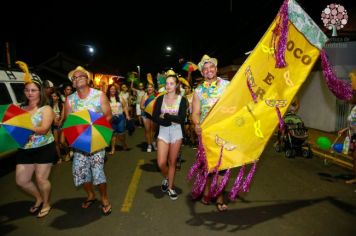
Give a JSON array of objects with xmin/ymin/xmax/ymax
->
[
  {"xmin": 79, "ymin": 44, "xmax": 95, "ymax": 67},
  {"xmin": 87, "ymin": 46, "xmax": 95, "ymax": 56},
  {"xmin": 79, "ymin": 44, "xmax": 95, "ymax": 56},
  {"xmin": 164, "ymin": 45, "xmax": 185, "ymax": 70},
  {"xmin": 137, "ymin": 65, "xmax": 140, "ymax": 80}
]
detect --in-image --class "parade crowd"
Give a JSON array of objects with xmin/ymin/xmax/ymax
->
[{"xmin": 13, "ymin": 54, "xmax": 356, "ymax": 219}]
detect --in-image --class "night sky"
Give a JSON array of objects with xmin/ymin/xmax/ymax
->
[{"xmin": 2, "ymin": 0, "xmax": 355, "ymax": 76}]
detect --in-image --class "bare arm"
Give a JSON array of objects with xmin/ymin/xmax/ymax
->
[
  {"xmin": 191, "ymin": 91, "xmax": 201, "ymax": 135},
  {"xmin": 34, "ymin": 106, "xmax": 55, "ymax": 135},
  {"xmin": 100, "ymin": 93, "xmax": 113, "ymax": 123},
  {"xmin": 338, "ymin": 127, "xmax": 349, "ymax": 136},
  {"xmin": 140, "ymin": 93, "xmax": 147, "ymax": 110},
  {"xmin": 58, "ymin": 103, "xmax": 65, "ymax": 126},
  {"xmin": 131, "ymin": 80, "xmax": 138, "ymax": 93},
  {"xmin": 64, "ymin": 97, "xmax": 70, "ymax": 118},
  {"xmin": 120, "ymin": 96, "xmax": 130, "ymax": 120}
]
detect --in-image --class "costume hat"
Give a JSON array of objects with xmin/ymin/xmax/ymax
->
[
  {"xmin": 15, "ymin": 61, "xmax": 42, "ymax": 86},
  {"xmin": 198, "ymin": 54, "xmax": 218, "ymax": 71},
  {"xmin": 68, "ymin": 66, "xmax": 93, "ymax": 82}
]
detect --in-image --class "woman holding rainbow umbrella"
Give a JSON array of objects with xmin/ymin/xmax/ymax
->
[{"xmin": 14, "ymin": 61, "xmax": 56, "ymax": 218}]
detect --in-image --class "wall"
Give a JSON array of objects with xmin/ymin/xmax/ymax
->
[
  {"xmin": 298, "ymin": 71, "xmax": 337, "ymax": 132},
  {"xmin": 298, "ymin": 41, "xmax": 356, "ymax": 132}
]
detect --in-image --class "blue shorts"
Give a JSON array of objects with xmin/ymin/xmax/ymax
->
[{"xmin": 112, "ymin": 114, "xmax": 126, "ymax": 134}]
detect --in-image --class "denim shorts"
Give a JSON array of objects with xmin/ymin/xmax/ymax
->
[
  {"xmin": 136, "ymin": 104, "xmax": 142, "ymax": 116},
  {"xmin": 158, "ymin": 124, "xmax": 183, "ymax": 144},
  {"xmin": 112, "ymin": 114, "xmax": 126, "ymax": 134}
]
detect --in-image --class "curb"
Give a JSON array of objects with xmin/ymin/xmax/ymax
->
[{"xmin": 309, "ymin": 147, "xmax": 353, "ymax": 170}]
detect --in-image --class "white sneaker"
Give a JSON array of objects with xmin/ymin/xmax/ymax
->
[
  {"xmin": 147, "ymin": 145, "xmax": 152, "ymax": 152},
  {"xmin": 152, "ymin": 141, "xmax": 157, "ymax": 151},
  {"xmin": 167, "ymin": 188, "xmax": 178, "ymax": 200}
]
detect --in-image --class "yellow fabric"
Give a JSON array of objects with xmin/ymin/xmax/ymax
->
[
  {"xmin": 5, "ymin": 113, "xmax": 33, "ymax": 130},
  {"xmin": 350, "ymin": 70, "xmax": 356, "ymax": 90},
  {"xmin": 74, "ymin": 109, "xmax": 91, "ymax": 122},
  {"xmin": 91, "ymin": 127, "xmax": 107, "ymax": 152},
  {"xmin": 201, "ymin": 21, "xmax": 321, "ymax": 172}
]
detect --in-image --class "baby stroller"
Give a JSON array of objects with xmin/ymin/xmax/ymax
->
[{"xmin": 275, "ymin": 111, "xmax": 312, "ymax": 158}]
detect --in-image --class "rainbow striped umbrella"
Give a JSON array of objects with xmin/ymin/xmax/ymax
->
[
  {"xmin": 182, "ymin": 62, "xmax": 198, "ymax": 72},
  {"xmin": 0, "ymin": 104, "xmax": 34, "ymax": 153},
  {"xmin": 143, "ymin": 92, "xmax": 165, "ymax": 117},
  {"xmin": 62, "ymin": 110, "xmax": 113, "ymax": 154}
]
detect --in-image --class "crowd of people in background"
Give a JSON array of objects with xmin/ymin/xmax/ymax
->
[
  {"xmin": 13, "ymin": 60, "xmax": 206, "ymax": 218},
  {"xmin": 32, "ymin": 68, "xmax": 204, "ymax": 166},
  {"xmin": 12, "ymin": 55, "xmax": 356, "ymax": 220}
]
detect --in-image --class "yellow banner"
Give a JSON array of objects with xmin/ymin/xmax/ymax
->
[{"xmin": 201, "ymin": 20, "xmax": 321, "ymax": 172}]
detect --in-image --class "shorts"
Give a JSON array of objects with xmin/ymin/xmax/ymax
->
[
  {"xmin": 72, "ymin": 149, "xmax": 106, "ymax": 187},
  {"xmin": 112, "ymin": 114, "xmax": 126, "ymax": 134},
  {"xmin": 136, "ymin": 104, "xmax": 142, "ymax": 116},
  {"xmin": 158, "ymin": 124, "xmax": 183, "ymax": 144},
  {"xmin": 16, "ymin": 142, "xmax": 56, "ymax": 164}
]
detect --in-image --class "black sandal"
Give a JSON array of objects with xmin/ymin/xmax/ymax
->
[
  {"xmin": 81, "ymin": 198, "xmax": 97, "ymax": 209},
  {"xmin": 102, "ymin": 204, "xmax": 112, "ymax": 216}
]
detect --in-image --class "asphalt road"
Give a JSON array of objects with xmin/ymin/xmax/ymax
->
[{"xmin": 0, "ymin": 128, "xmax": 355, "ymax": 236}]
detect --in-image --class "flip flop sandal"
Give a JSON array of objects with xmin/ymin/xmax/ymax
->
[
  {"xmin": 101, "ymin": 204, "xmax": 112, "ymax": 216},
  {"xmin": 216, "ymin": 202, "xmax": 228, "ymax": 212},
  {"xmin": 37, "ymin": 207, "xmax": 51, "ymax": 218},
  {"xmin": 201, "ymin": 196, "xmax": 210, "ymax": 205},
  {"xmin": 29, "ymin": 202, "xmax": 43, "ymax": 214},
  {"xmin": 81, "ymin": 198, "xmax": 97, "ymax": 209}
]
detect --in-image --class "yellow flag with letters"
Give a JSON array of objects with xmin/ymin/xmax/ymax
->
[{"xmin": 201, "ymin": 0, "xmax": 329, "ymax": 172}]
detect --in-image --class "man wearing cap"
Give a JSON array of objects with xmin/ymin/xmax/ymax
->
[
  {"xmin": 64, "ymin": 66, "xmax": 113, "ymax": 216},
  {"xmin": 191, "ymin": 54, "xmax": 230, "ymax": 211}
]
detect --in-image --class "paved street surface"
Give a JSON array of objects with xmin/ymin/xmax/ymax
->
[{"xmin": 1, "ymin": 128, "xmax": 355, "ymax": 236}]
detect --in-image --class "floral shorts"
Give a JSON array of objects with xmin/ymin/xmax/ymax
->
[{"xmin": 72, "ymin": 150, "xmax": 106, "ymax": 187}]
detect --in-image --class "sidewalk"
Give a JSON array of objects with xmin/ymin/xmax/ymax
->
[{"xmin": 307, "ymin": 128, "xmax": 353, "ymax": 170}]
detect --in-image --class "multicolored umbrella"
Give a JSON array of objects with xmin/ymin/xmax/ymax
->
[
  {"xmin": 143, "ymin": 92, "xmax": 165, "ymax": 116},
  {"xmin": 0, "ymin": 104, "xmax": 34, "ymax": 153},
  {"xmin": 182, "ymin": 62, "xmax": 198, "ymax": 72},
  {"xmin": 62, "ymin": 110, "xmax": 113, "ymax": 154}
]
